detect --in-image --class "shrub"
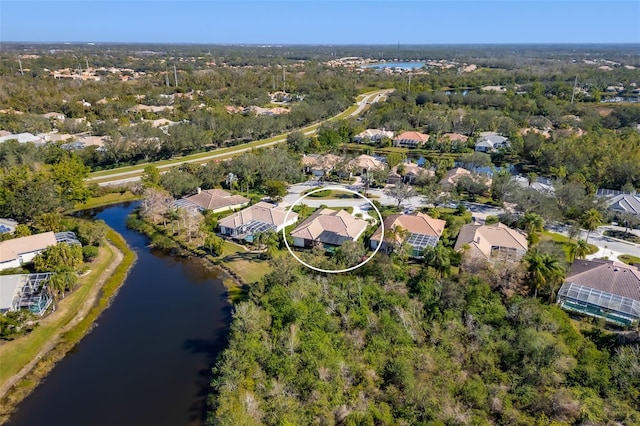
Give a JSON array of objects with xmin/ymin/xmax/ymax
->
[{"xmin": 82, "ymin": 245, "xmax": 99, "ymax": 262}]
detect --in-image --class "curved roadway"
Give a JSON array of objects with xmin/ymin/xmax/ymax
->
[{"xmin": 89, "ymin": 89, "xmax": 393, "ymax": 186}]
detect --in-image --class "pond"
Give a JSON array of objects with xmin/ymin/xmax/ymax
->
[{"xmin": 7, "ymin": 202, "xmax": 232, "ymax": 426}]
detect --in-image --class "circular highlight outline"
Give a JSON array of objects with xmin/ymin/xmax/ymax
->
[{"xmin": 282, "ymin": 186, "xmax": 384, "ymax": 273}]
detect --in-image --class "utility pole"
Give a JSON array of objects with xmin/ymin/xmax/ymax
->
[
  {"xmin": 282, "ymin": 66, "xmax": 286, "ymax": 91},
  {"xmin": 18, "ymin": 59, "xmax": 24, "ymax": 76},
  {"xmin": 407, "ymin": 74, "xmax": 412, "ymax": 94},
  {"xmin": 570, "ymin": 75, "xmax": 578, "ymax": 104},
  {"xmin": 165, "ymin": 69, "xmax": 170, "ymax": 87},
  {"xmin": 85, "ymin": 58, "xmax": 89, "ymax": 72},
  {"xmin": 173, "ymin": 64, "xmax": 178, "ymax": 88}
]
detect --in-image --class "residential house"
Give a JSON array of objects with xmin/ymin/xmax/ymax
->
[
  {"xmin": 557, "ymin": 259, "xmax": 640, "ymax": 326},
  {"xmin": 41, "ymin": 112, "xmax": 66, "ymax": 121},
  {"xmin": 0, "ymin": 231, "xmax": 80, "ymax": 271},
  {"xmin": 393, "ymin": 131, "xmax": 430, "ymax": 148},
  {"xmin": 440, "ymin": 167, "xmax": 472, "ymax": 187},
  {"xmin": 454, "ymin": 223, "xmax": 528, "ymax": 263},
  {"xmin": 173, "ymin": 188, "xmax": 250, "ymax": 214},
  {"xmin": 605, "ymin": 193, "xmax": 640, "ymax": 217},
  {"xmin": 129, "ymin": 104, "xmax": 174, "ymax": 114},
  {"xmin": 0, "ymin": 218, "xmax": 18, "ymax": 234},
  {"xmin": 475, "ymin": 132, "xmax": 509, "ymax": 152},
  {"xmin": 290, "ymin": 208, "xmax": 368, "ymax": 248},
  {"xmin": 301, "ymin": 154, "xmax": 341, "ymax": 177},
  {"xmin": 353, "ymin": 129, "xmax": 394, "ymax": 144},
  {"xmin": 0, "ymin": 273, "xmax": 54, "ymax": 316},
  {"xmin": 440, "ymin": 133, "xmax": 469, "ymax": 143},
  {"xmin": 0, "ymin": 132, "xmax": 45, "ymax": 145},
  {"xmin": 218, "ymin": 201, "xmax": 298, "ymax": 242},
  {"xmin": 370, "ymin": 212, "xmax": 446, "ymax": 257},
  {"xmin": 346, "ymin": 154, "xmax": 386, "ymax": 176}
]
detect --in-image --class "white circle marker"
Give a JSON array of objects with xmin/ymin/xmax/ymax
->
[{"xmin": 282, "ymin": 186, "xmax": 384, "ymax": 273}]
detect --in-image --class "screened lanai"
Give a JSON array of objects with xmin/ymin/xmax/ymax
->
[
  {"xmin": 0, "ymin": 273, "xmax": 54, "ymax": 316},
  {"xmin": 557, "ymin": 282, "xmax": 640, "ymax": 327}
]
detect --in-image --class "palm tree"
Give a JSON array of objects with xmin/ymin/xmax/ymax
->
[
  {"xmin": 581, "ymin": 209, "xmax": 603, "ymax": 243},
  {"xmin": 526, "ymin": 250, "xmax": 565, "ymax": 299},
  {"xmin": 298, "ymin": 203, "xmax": 310, "ymax": 220},
  {"xmin": 522, "ymin": 212, "xmax": 544, "ymax": 246},
  {"xmin": 568, "ymin": 239, "xmax": 591, "ymax": 262},
  {"xmin": 422, "ymin": 243, "xmax": 451, "ymax": 278},
  {"xmin": 522, "ymin": 212, "xmax": 544, "ymax": 234}
]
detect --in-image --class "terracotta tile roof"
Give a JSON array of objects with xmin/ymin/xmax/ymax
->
[
  {"xmin": 218, "ymin": 202, "xmax": 298, "ymax": 230},
  {"xmin": 566, "ymin": 259, "xmax": 640, "ymax": 301},
  {"xmin": 184, "ymin": 189, "xmax": 249, "ymax": 211},
  {"xmin": 290, "ymin": 208, "xmax": 368, "ymax": 245},
  {"xmin": 371, "ymin": 213, "xmax": 446, "ymax": 244},
  {"xmin": 441, "ymin": 133, "xmax": 468, "ymax": 142},
  {"xmin": 394, "ymin": 131, "xmax": 430, "ymax": 143},
  {"xmin": 0, "ymin": 232, "xmax": 57, "ymax": 263}
]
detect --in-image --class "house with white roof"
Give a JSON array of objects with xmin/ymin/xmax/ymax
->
[
  {"xmin": 0, "ymin": 231, "xmax": 80, "ymax": 271},
  {"xmin": 0, "ymin": 132, "xmax": 45, "ymax": 145},
  {"xmin": 353, "ymin": 129, "xmax": 394, "ymax": 143}
]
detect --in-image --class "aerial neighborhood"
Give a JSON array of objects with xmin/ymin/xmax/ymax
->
[{"xmin": 1, "ymin": 42, "xmax": 640, "ymax": 425}]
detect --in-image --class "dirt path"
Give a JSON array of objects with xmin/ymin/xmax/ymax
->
[{"xmin": 0, "ymin": 241, "xmax": 124, "ymax": 398}]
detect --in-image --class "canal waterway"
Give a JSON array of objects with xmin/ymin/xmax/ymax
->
[{"xmin": 7, "ymin": 202, "xmax": 232, "ymax": 426}]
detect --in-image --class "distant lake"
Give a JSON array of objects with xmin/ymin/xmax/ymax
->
[{"xmin": 364, "ymin": 61, "xmax": 426, "ymax": 70}]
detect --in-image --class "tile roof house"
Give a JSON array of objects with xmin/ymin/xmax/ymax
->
[
  {"xmin": 347, "ymin": 154, "xmax": 386, "ymax": 176},
  {"xmin": 218, "ymin": 202, "xmax": 299, "ymax": 242},
  {"xmin": 606, "ymin": 193, "xmax": 640, "ymax": 217},
  {"xmin": 454, "ymin": 223, "xmax": 528, "ymax": 263},
  {"xmin": 440, "ymin": 167, "xmax": 471, "ymax": 186},
  {"xmin": 440, "ymin": 133, "xmax": 469, "ymax": 143},
  {"xmin": 393, "ymin": 131, "xmax": 430, "ymax": 148},
  {"xmin": 557, "ymin": 259, "xmax": 640, "ymax": 326},
  {"xmin": 176, "ymin": 188, "xmax": 250, "ymax": 214},
  {"xmin": 370, "ymin": 212, "xmax": 446, "ymax": 257},
  {"xmin": 0, "ymin": 232, "xmax": 80, "ymax": 271},
  {"xmin": 353, "ymin": 129, "xmax": 394, "ymax": 143},
  {"xmin": 301, "ymin": 154, "xmax": 341, "ymax": 177},
  {"xmin": 290, "ymin": 208, "xmax": 368, "ymax": 248},
  {"xmin": 475, "ymin": 132, "xmax": 509, "ymax": 152},
  {"xmin": 390, "ymin": 163, "xmax": 434, "ymax": 184}
]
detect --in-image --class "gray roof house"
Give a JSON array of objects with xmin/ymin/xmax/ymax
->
[
  {"xmin": 557, "ymin": 259, "xmax": 640, "ymax": 326},
  {"xmin": 475, "ymin": 133, "xmax": 509, "ymax": 152},
  {"xmin": 606, "ymin": 193, "xmax": 640, "ymax": 217}
]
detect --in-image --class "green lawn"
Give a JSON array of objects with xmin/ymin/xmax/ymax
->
[
  {"xmin": 540, "ymin": 230, "xmax": 599, "ymax": 261},
  {"xmin": 219, "ymin": 241, "xmax": 273, "ymax": 284},
  {"xmin": 618, "ymin": 254, "xmax": 640, "ymax": 266},
  {"xmin": 0, "ymin": 240, "xmax": 115, "ymax": 389},
  {"xmin": 70, "ymin": 191, "xmax": 141, "ymax": 211}
]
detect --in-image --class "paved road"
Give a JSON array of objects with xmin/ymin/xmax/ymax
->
[
  {"xmin": 91, "ymin": 89, "xmax": 393, "ymax": 186},
  {"xmin": 545, "ymin": 222, "xmax": 640, "ymax": 261}
]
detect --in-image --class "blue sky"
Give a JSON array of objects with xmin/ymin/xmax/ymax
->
[{"xmin": 1, "ymin": 1, "xmax": 639, "ymax": 44}]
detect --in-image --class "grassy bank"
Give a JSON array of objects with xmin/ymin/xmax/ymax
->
[
  {"xmin": 70, "ymin": 191, "xmax": 141, "ymax": 212},
  {"xmin": 125, "ymin": 212, "xmax": 271, "ymax": 301},
  {"xmin": 0, "ymin": 228, "xmax": 136, "ymax": 424}
]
